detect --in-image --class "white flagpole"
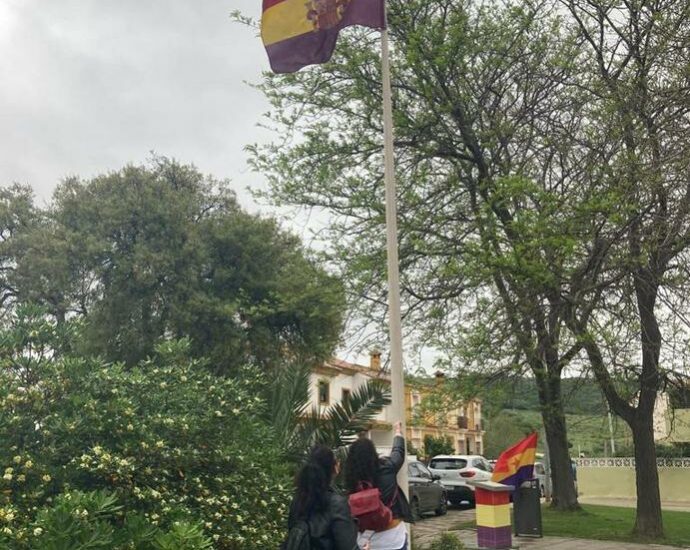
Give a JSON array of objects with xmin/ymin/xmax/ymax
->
[{"xmin": 381, "ymin": 24, "xmax": 409, "ymax": 501}]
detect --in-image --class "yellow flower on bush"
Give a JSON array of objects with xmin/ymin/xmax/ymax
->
[{"xmin": 42, "ymin": 474, "xmax": 51, "ymax": 483}]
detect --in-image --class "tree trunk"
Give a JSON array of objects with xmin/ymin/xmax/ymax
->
[
  {"xmin": 630, "ymin": 413, "xmax": 663, "ymax": 538},
  {"xmin": 535, "ymin": 368, "xmax": 579, "ymax": 510}
]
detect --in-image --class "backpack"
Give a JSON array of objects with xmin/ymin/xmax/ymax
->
[
  {"xmin": 282, "ymin": 520, "xmax": 311, "ymax": 550},
  {"xmin": 348, "ymin": 482, "xmax": 398, "ymax": 532}
]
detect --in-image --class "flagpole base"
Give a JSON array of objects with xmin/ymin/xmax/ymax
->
[{"xmin": 466, "ymin": 481, "xmax": 514, "ymax": 550}]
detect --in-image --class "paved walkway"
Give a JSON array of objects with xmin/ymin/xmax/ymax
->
[
  {"xmin": 412, "ymin": 506, "xmax": 476, "ymax": 543},
  {"xmin": 412, "ymin": 506, "xmax": 689, "ymax": 549},
  {"xmin": 449, "ymin": 530, "xmax": 688, "ymax": 549}
]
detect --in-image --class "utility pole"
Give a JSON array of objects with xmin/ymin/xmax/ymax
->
[{"xmin": 607, "ymin": 410, "xmax": 616, "ymax": 456}]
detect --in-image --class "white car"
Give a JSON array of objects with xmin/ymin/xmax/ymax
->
[
  {"xmin": 428, "ymin": 455, "xmax": 493, "ymax": 507},
  {"xmin": 534, "ymin": 461, "xmax": 548, "ymax": 497}
]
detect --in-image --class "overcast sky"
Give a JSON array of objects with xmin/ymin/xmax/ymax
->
[{"xmin": 0, "ymin": 0, "xmax": 271, "ymax": 211}]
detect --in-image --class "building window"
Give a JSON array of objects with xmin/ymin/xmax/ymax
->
[
  {"xmin": 476, "ymin": 442, "xmax": 482, "ymax": 455},
  {"xmin": 318, "ymin": 381, "xmax": 330, "ymax": 405},
  {"xmin": 342, "ymin": 388, "xmax": 351, "ymax": 405}
]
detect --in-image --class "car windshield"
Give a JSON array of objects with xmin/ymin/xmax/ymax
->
[{"xmin": 429, "ymin": 458, "xmax": 468, "ymax": 470}]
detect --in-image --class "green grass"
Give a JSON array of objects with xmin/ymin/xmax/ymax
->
[
  {"xmin": 456, "ymin": 504, "xmax": 690, "ymax": 547},
  {"xmin": 541, "ymin": 505, "xmax": 690, "ymax": 547}
]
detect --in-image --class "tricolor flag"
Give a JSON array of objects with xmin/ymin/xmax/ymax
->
[
  {"xmin": 261, "ymin": 0, "xmax": 386, "ymax": 73},
  {"xmin": 491, "ymin": 433, "xmax": 538, "ymax": 488}
]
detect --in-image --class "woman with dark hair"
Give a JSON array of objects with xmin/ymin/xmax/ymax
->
[
  {"xmin": 344, "ymin": 422, "xmax": 413, "ymax": 550},
  {"xmin": 285, "ymin": 444, "xmax": 370, "ymax": 550}
]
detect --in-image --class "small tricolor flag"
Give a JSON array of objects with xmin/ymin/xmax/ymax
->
[
  {"xmin": 491, "ymin": 433, "xmax": 538, "ymax": 488},
  {"xmin": 261, "ymin": 0, "xmax": 386, "ymax": 73}
]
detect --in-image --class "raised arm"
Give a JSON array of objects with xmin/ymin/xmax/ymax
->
[{"xmin": 388, "ymin": 421, "xmax": 406, "ymax": 472}]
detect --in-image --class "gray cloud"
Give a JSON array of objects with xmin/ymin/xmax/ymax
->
[{"xmin": 0, "ymin": 0, "xmax": 270, "ymax": 209}]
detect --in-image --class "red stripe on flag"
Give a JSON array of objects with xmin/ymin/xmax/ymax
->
[{"xmin": 262, "ymin": 0, "xmax": 286, "ymax": 11}]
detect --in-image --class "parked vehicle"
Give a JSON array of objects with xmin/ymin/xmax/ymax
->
[
  {"xmin": 532, "ymin": 460, "xmax": 578, "ymax": 498},
  {"xmin": 407, "ymin": 460, "xmax": 447, "ymax": 519},
  {"xmin": 428, "ymin": 455, "xmax": 493, "ymax": 507}
]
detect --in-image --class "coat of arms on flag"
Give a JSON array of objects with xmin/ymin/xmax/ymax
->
[
  {"xmin": 261, "ymin": 0, "xmax": 385, "ymax": 73},
  {"xmin": 307, "ymin": 0, "xmax": 351, "ymax": 30}
]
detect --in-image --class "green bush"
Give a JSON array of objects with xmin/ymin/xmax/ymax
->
[
  {"xmin": 0, "ymin": 306, "xmax": 291, "ymax": 548},
  {"xmin": 12, "ymin": 489, "xmax": 212, "ymax": 549},
  {"xmin": 422, "ymin": 532, "xmax": 466, "ymax": 550},
  {"xmin": 424, "ymin": 435, "xmax": 454, "ymax": 458}
]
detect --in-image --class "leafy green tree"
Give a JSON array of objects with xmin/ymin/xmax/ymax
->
[
  {"xmin": 423, "ymin": 435, "xmax": 454, "ymax": 458},
  {"xmin": 556, "ymin": 0, "xmax": 690, "ymax": 537},
  {"xmin": 483, "ymin": 411, "xmax": 538, "ymax": 460},
  {"xmin": 247, "ymin": 0, "xmax": 590, "ymax": 510},
  {"xmin": 0, "ymin": 184, "xmax": 40, "ymax": 313},
  {"xmin": 13, "ymin": 158, "xmax": 344, "ymax": 372}
]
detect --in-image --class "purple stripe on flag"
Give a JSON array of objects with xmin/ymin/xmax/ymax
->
[
  {"xmin": 477, "ymin": 525, "xmax": 512, "ymax": 549},
  {"xmin": 496, "ymin": 464, "xmax": 535, "ymax": 489},
  {"xmin": 266, "ymin": 0, "xmax": 385, "ymax": 73}
]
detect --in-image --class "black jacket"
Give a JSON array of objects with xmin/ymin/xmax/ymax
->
[
  {"xmin": 287, "ymin": 489, "xmax": 359, "ymax": 550},
  {"xmin": 376, "ymin": 435, "xmax": 414, "ymax": 523}
]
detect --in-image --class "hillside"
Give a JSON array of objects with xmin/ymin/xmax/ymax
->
[
  {"xmin": 494, "ymin": 377, "xmax": 609, "ymax": 416},
  {"xmin": 480, "ymin": 377, "xmax": 634, "ymax": 458}
]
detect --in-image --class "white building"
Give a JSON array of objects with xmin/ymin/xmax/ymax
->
[{"xmin": 308, "ymin": 351, "xmax": 485, "ymax": 456}]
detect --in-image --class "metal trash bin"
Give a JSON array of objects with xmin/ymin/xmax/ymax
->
[{"xmin": 513, "ymin": 479, "xmax": 542, "ymax": 537}]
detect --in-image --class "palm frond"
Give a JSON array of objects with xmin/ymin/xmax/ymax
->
[
  {"xmin": 295, "ymin": 380, "xmax": 391, "ymax": 454},
  {"xmin": 269, "ymin": 361, "xmax": 311, "ymax": 449},
  {"xmin": 268, "ymin": 362, "xmax": 392, "ymax": 462}
]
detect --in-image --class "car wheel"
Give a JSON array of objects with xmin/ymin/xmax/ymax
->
[
  {"xmin": 411, "ymin": 497, "xmax": 422, "ymax": 521},
  {"xmin": 468, "ymin": 494, "xmax": 476, "ymax": 508},
  {"xmin": 435, "ymin": 493, "xmax": 448, "ymax": 516}
]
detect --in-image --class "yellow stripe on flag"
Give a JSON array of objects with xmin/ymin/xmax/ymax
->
[
  {"xmin": 261, "ymin": 0, "xmax": 314, "ymax": 46},
  {"xmin": 492, "ymin": 447, "xmax": 537, "ymax": 483},
  {"xmin": 476, "ymin": 504, "xmax": 511, "ymax": 529}
]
